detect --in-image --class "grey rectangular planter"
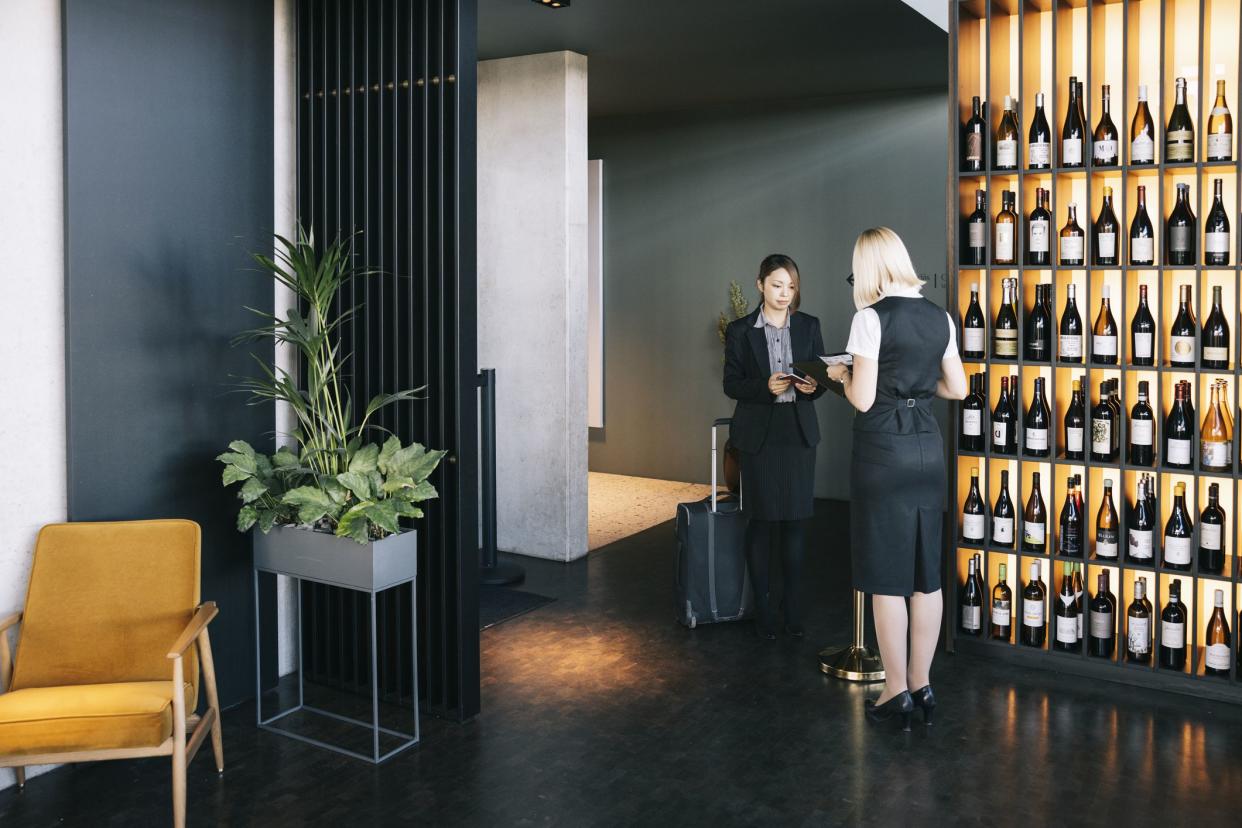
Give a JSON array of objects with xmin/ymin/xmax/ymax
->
[{"xmin": 253, "ymin": 524, "xmax": 417, "ymax": 591}]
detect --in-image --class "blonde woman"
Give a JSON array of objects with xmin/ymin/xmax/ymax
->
[{"xmin": 827, "ymin": 228, "xmax": 967, "ymax": 730}]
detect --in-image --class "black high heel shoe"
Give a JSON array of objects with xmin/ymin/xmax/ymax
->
[
  {"xmin": 910, "ymin": 685, "xmax": 936, "ymax": 725},
  {"xmin": 864, "ymin": 690, "xmax": 914, "ymax": 731},
  {"xmin": 783, "ymin": 623, "xmax": 804, "ymax": 639}
]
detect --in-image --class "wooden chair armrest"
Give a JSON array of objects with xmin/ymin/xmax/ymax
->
[
  {"xmin": 167, "ymin": 602, "xmax": 219, "ymax": 659},
  {"xmin": 0, "ymin": 612, "xmax": 20, "ymax": 633}
]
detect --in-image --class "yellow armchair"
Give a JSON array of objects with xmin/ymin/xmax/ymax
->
[{"xmin": 0, "ymin": 519, "xmax": 223, "ymax": 827}]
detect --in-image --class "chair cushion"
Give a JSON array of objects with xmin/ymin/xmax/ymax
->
[{"xmin": 0, "ymin": 681, "xmax": 193, "ymax": 756}]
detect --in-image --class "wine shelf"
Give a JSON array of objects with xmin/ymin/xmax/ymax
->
[{"xmin": 949, "ymin": 0, "xmax": 1242, "ymax": 701}]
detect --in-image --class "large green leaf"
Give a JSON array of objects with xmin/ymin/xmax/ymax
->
[
  {"xmin": 386, "ymin": 444, "xmax": 446, "ymax": 483},
  {"xmin": 348, "ymin": 442, "xmax": 380, "ymax": 473},
  {"xmin": 335, "ymin": 502, "xmax": 373, "ymax": 543},
  {"xmin": 239, "ymin": 477, "xmax": 269, "ymax": 504},
  {"xmin": 361, "ymin": 500, "xmax": 401, "ymax": 535},
  {"xmin": 382, "ymin": 477, "xmax": 438, "ymax": 502},
  {"xmin": 272, "ymin": 447, "xmax": 300, "ymax": 469},
  {"xmin": 320, "ymin": 476, "xmax": 350, "ymax": 505},
  {"xmin": 237, "ymin": 505, "xmax": 259, "ymax": 532},
  {"xmin": 257, "ymin": 509, "xmax": 280, "ymax": 533},
  {"xmin": 336, "ymin": 471, "xmax": 373, "ymax": 501},
  {"xmin": 222, "ymin": 465, "xmax": 251, "ymax": 486},
  {"xmin": 377, "ymin": 435, "xmax": 402, "ymax": 474},
  {"xmin": 392, "ymin": 500, "xmax": 423, "ymax": 520},
  {"xmin": 282, "ymin": 486, "xmax": 337, "ymax": 525}
]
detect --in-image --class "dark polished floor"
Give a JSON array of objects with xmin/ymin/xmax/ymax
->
[{"xmin": 5, "ymin": 500, "xmax": 1242, "ymax": 826}]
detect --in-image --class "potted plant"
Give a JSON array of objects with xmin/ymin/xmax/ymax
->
[
  {"xmin": 217, "ymin": 229, "xmax": 444, "ymax": 590},
  {"xmin": 716, "ymin": 280, "xmax": 749, "ymax": 495}
]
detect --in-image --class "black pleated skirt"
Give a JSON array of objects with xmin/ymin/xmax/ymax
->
[
  {"xmin": 737, "ymin": 403, "xmax": 815, "ymax": 522},
  {"xmin": 850, "ymin": 428, "xmax": 946, "ymax": 596}
]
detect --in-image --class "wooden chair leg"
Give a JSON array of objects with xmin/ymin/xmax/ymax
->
[
  {"xmin": 14, "ymin": 767, "xmax": 25, "ymax": 788},
  {"xmin": 172, "ymin": 656, "xmax": 187, "ymax": 828},
  {"xmin": 199, "ymin": 627, "xmax": 224, "ymax": 773}
]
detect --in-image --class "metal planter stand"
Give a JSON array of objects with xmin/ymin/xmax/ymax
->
[{"xmin": 253, "ymin": 525, "xmax": 420, "ymax": 763}]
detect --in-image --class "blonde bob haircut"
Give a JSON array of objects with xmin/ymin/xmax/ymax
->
[{"xmin": 851, "ymin": 226, "xmax": 924, "ymax": 310}]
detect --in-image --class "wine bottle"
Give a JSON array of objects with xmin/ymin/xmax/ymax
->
[
  {"xmin": 1054, "ymin": 563, "xmax": 1080, "ymax": 651},
  {"xmin": 1059, "ymin": 475, "xmax": 1082, "ymax": 557},
  {"xmin": 1025, "ymin": 378, "xmax": 1051, "ymax": 457},
  {"xmin": 1206, "ymin": 78, "xmax": 1233, "ymax": 162},
  {"xmin": 996, "ymin": 96, "xmax": 1020, "ymax": 171},
  {"xmin": 1131, "ymin": 84, "xmax": 1155, "ymax": 164},
  {"xmin": 1131, "ymin": 283, "xmax": 1156, "ymax": 365},
  {"xmin": 1064, "ymin": 379, "xmax": 1085, "ymax": 460},
  {"xmin": 1163, "ymin": 482, "xmax": 1193, "ymax": 571},
  {"xmin": 995, "ymin": 190, "xmax": 1017, "ymax": 265},
  {"xmin": 1060, "ymin": 283, "xmax": 1083, "ymax": 362},
  {"xmin": 962, "ymin": 466, "xmax": 986, "ymax": 543},
  {"xmin": 963, "ymin": 95, "xmax": 986, "ymax": 171},
  {"xmin": 993, "ymin": 469, "xmax": 1015, "ymax": 548},
  {"xmin": 1128, "ymin": 477, "xmax": 1155, "ymax": 564},
  {"xmin": 1129, "ymin": 381, "xmax": 1155, "ymax": 466},
  {"xmin": 966, "ymin": 189, "xmax": 987, "ymax": 265},
  {"xmin": 973, "ymin": 552, "xmax": 985, "ymax": 602},
  {"xmin": 1025, "ymin": 283, "xmax": 1052, "ymax": 361},
  {"xmin": 992, "ymin": 562, "xmax": 1012, "ymax": 642},
  {"xmin": 1181, "ymin": 379, "xmax": 1196, "ymax": 424},
  {"xmin": 961, "ymin": 557, "xmax": 983, "ymax": 635},
  {"xmin": 1074, "ymin": 474, "xmax": 1088, "ymax": 550},
  {"xmin": 1202, "ymin": 284, "xmax": 1230, "ymax": 368},
  {"xmin": 1107, "ymin": 380, "xmax": 1122, "ymax": 456},
  {"xmin": 1096, "ymin": 478, "xmax": 1120, "ymax": 561},
  {"xmin": 1028, "ymin": 188, "xmax": 1051, "ymax": 266},
  {"xmin": 1126, "ymin": 579, "xmax": 1152, "ymax": 663},
  {"xmin": 1091, "ymin": 286, "xmax": 1118, "ymax": 365},
  {"xmin": 1204, "ymin": 589, "xmax": 1232, "ymax": 677},
  {"xmin": 1201, "ymin": 380, "xmax": 1231, "ymax": 472},
  {"xmin": 1165, "ymin": 76, "xmax": 1195, "ymax": 163},
  {"xmin": 1166, "ymin": 183, "xmax": 1197, "ymax": 266},
  {"xmin": 962, "ymin": 283, "xmax": 986, "ymax": 358},
  {"xmin": 1205, "ymin": 179, "xmax": 1231, "ymax": 266},
  {"xmin": 1088, "ymin": 570, "xmax": 1116, "ymax": 658},
  {"xmin": 1130, "ymin": 185, "xmax": 1156, "ymax": 266},
  {"xmin": 1159, "ymin": 579, "xmax": 1187, "ymax": 670},
  {"xmin": 1062, "ymin": 77, "xmax": 1085, "ymax": 168},
  {"xmin": 960, "ymin": 373, "xmax": 985, "ymax": 451},
  {"xmin": 1073, "ymin": 563, "xmax": 1085, "ymax": 642},
  {"xmin": 1091, "ymin": 381, "xmax": 1115, "ymax": 462},
  {"xmin": 1092, "ymin": 187, "xmax": 1119, "ymax": 266},
  {"xmin": 993, "ymin": 376, "xmax": 1017, "ymax": 455},
  {"xmin": 1165, "ymin": 382, "xmax": 1194, "ymax": 469},
  {"xmin": 1199, "ymin": 482, "xmax": 1226, "ymax": 575},
  {"xmin": 994, "ymin": 278, "xmax": 1019, "ymax": 358},
  {"xmin": 1029, "ymin": 93, "xmax": 1051, "ymax": 169},
  {"xmin": 1170, "ymin": 284, "xmax": 1198, "ymax": 367},
  {"xmin": 1021, "ymin": 560, "xmax": 1047, "ymax": 647},
  {"xmin": 1060, "ymin": 203, "xmax": 1085, "ymax": 266},
  {"xmin": 1023, "ymin": 471, "xmax": 1047, "ymax": 553},
  {"xmin": 1092, "ymin": 84, "xmax": 1119, "ymax": 166}
]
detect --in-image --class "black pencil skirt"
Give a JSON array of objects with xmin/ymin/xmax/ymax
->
[{"xmin": 737, "ymin": 403, "xmax": 815, "ymax": 522}]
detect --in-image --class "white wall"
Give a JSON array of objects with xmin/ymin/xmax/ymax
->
[
  {"xmin": 0, "ymin": 0, "xmax": 67, "ymax": 792},
  {"xmin": 478, "ymin": 52, "xmax": 589, "ymax": 562}
]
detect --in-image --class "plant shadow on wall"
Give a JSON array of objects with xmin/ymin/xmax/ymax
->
[
  {"xmin": 216, "ymin": 229, "xmax": 446, "ymax": 543},
  {"xmin": 715, "ymin": 280, "xmax": 750, "ymax": 495}
]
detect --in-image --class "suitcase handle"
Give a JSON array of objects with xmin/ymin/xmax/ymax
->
[{"xmin": 710, "ymin": 418, "xmax": 741, "ymax": 513}]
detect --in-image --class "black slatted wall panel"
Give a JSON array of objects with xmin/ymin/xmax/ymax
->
[{"xmin": 295, "ymin": 0, "xmax": 479, "ymax": 721}]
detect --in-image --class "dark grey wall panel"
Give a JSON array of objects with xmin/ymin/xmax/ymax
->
[
  {"xmin": 588, "ymin": 92, "xmax": 949, "ymax": 498},
  {"xmin": 64, "ymin": 0, "xmax": 274, "ymax": 708}
]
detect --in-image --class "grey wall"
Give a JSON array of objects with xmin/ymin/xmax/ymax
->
[
  {"xmin": 64, "ymin": 0, "xmax": 273, "ymax": 708},
  {"xmin": 588, "ymin": 91, "xmax": 950, "ymax": 499}
]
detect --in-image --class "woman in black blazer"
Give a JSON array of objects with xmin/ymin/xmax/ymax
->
[{"xmin": 723, "ymin": 254, "xmax": 828, "ymax": 638}]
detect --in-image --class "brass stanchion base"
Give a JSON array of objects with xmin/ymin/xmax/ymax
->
[{"xmin": 818, "ymin": 644, "xmax": 885, "ymax": 682}]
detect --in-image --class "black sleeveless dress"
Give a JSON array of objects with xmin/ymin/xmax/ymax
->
[{"xmin": 850, "ymin": 296, "xmax": 950, "ymax": 596}]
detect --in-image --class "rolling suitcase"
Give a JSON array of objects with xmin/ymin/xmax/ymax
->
[{"xmin": 674, "ymin": 418, "xmax": 753, "ymax": 628}]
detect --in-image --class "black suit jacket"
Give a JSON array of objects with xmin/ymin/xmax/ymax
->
[{"xmin": 723, "ymin": 307, "xmax": 828, "ymax": 454}]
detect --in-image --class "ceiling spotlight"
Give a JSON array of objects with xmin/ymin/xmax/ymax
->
[{"xmin": 532, "ymin": 0, "xmax": 569, "ymax": 7}]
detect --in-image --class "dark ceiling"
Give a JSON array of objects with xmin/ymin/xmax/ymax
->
[{"xmin": 478, "ymin": 0, "xmax": 948, "ymax": 118}]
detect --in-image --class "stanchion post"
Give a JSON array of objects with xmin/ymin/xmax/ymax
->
[{"xmin": 818, "ymin": 589, "xmax": 885, "ymax": 682}]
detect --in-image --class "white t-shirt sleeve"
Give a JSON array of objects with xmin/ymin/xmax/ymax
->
[
  {"xmin": 845, "ymin": 308, "xmax": 881, "ymax": 360},
  {"xmin": 943, "ymin": 310, "xmax": 958, "ymax": 360}
]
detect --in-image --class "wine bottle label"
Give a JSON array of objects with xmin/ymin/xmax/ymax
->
[
  {"xmin": 1090, "ymin": 609, "xmax": 1113, "ymax": 639},
  {"xmin": 1128, "ymin": 616, "xmax": 1150, "ymax": 654},
  {"xmin": 1130, "ymin": 237, "xmax": 1154, "ymax": 263},
  {"xmin": 1060, "ymin": 236, "xmax": 1084, "ymax": 262},
  {"xmin": 1059, "ymin": 334, "xmax": 1082, "ymax": 358},
  {"xmin": 1207, "ymin": 132, "xmax": 1232, "ymax": 159},
  {"xmin": 1066, "ymin": 426, "xmax": 1083, "ymax": 454},
  {"xmin": 962, "ymin": 409, "xmax": 982, "ymax": 436},
  {"xmin": 1203, "ymin": 345, "xmax": 1228, "ymax": 363},
  {"xmin": 1091, "ymin": 418, "xmax": 1111, "ymax": 454},
  {"xmin": 1206, "ymin": 231, "xmax": 1230, "ymax": 254},
  {"xmin": 1056, "ymin": 615, "xmax": 1077, "ymax": 644},
  {"xmin": 1201, "ymin": 440, "xmax": 1229, "ymax": 468},
  {"xmin": 962, "ymin": 605, "xmax": 981, "ymax": 631},
  {"xmin": 1076, "ymin": 610, "xmax": 1083, "ymax": 640},
  {"xmin": 1206, "ymin": 642, "xmax": 1232, "ymax": 670},
  {"xmin": 1166, "ymin": 129, "xmax": 1194, "ymax": 161},
  {"xmin": 1167, "ymin": 438, "xmax": 1192, "ymax": 464},
  {"xmin": 1093, "ymin": 139, "xmax": 1118, "ymax": 162},
  {"xmin": 1130, "ymin": 419, "xmax": 1153, "ymax": 446},
  {"xmin": 995, "ymin": 224, "xmax": 1014, "ymax": 260},
  {"xmin": 1029, "ymin": 141, "xmax": 1051, "ymax": 166},
  {"xmin": 1201, "ymin": 521, "xmax": 1222, "ymax": 551},
  {"xmin": 992, "ymin": 599, "xmax": 1011, "ymax": 626},
  {"xmin": 1062, "ymin": 138, "xmax": 1083, "ymax": 165},
  {"xmin": 962, "ymin": 513, "xmax": 986, "ymax": 540},
  {"xmin": 1060, "ymin": 523, "xmax": 1080, "ymax": 555},
  {"xmin": 1170, "ymin": 336, "xmax": 1196, "ymax": 364},
  {"xmin": 1023, "ymin": 597, "xmax": 1044, "ymax": 627},
  {"xmin": 1128, "ymin": 528, "xmax": 1154, "ymax": 560},
  {"xmin": 1131, "ymin": 133, "xmax": 1155, "ymax": 163},
  {"xmin": 995, "ymin": 329, "xmax": 1018, "ymax": 357},
  {"xmin": 992, "ymin": 421, "xmax": 1008, "ymax": 447},
  {"xmin": 1097, "ymin": 232, "xmax": 1116, "ymax": 259},
  {"xmin": 993, "ymin": 516, "xmax": 1014, "ymax": 544},
  {"xmin": 1170, "ymin": 226, "xmax": 1192, "ymax": 252},
  {"xmin": 1161, "ymin": 620, "xmax": 1185, "ymax": 650},
  {"xmin": 1164, "ymin": 535, "xmax": 1192, "ymax": 565},
  {"xmin": 996, "ymin": 139, "xmax": 1017, "ymax": 167},
  {"xmin": 1024, "ymin": 520, "xmax": 1046, "ymax": 545},
  {"xmin": 963, "ymin": 327, "xmax": 985, "ymax": 353},
  {"xmin": 1133, "ymin": 331, "xmax": 1153, "ymax": 359},
  {"xmin": 1096, "ymin": 534, "xmax": 1119, "ymax": 559},
  {"xmin": 1030, "ymin": 220, "xmax": 1050, "ymax": 252},
  {"xmin": 966, "ymin": 133, "xmax": 982, "ymax": 163},
  {"xmin": 1093, "ymin": 334, "xmax": 1117, "ymax": 356},
  {"xmin": 1026, "ymin": 428, "xmax": 1048, "ymax": 451},
  {"xmin": 968, "ymin": 223, "xmax": 986, "ymax": 248}
]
